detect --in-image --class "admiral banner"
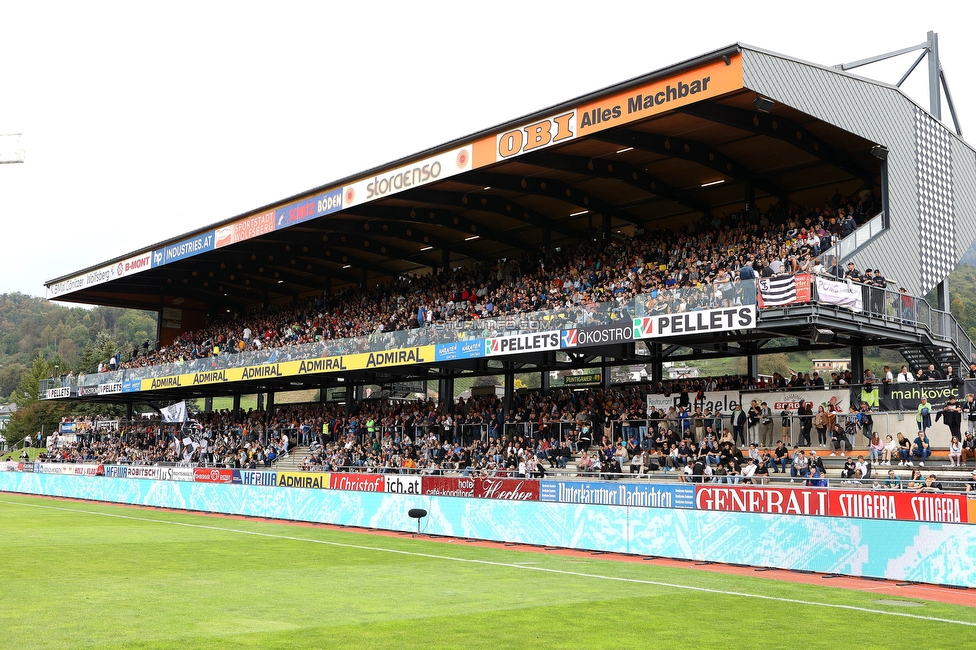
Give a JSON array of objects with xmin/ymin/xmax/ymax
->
[
  {"xmin": 484, "ymin": 332, "xmax": 560, "ymax": 357},
  {"xmin": 276, "ymin": 471, "xmax": 328, "ymax": 489},
  {"xmin": 633, "ymin": 306, "xmax": 756, "ymax": 340},
  {"xmin": 560, "ymin": 324, "xmax": 633, "ymax": 350},
  {"xmin": 540, "ymin": 480, "xmax": 693, "ymax": 508},
  {"xmin": 830, "ymin": 489, "xmax": 968, "ymax": 524},
  {"xmin": 695, "ymin": 485, "xmax": 829, "ymax": 516},
  {"xmin": 139, "ymin": 345, "xmax": 435, "ymax": 392},
  {"xmin": 330, "ymin": 473, "xmax": 384, "ymax": 492}
]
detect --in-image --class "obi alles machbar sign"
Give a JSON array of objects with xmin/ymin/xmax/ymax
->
[{"xmin": 633, "ymin": 305, "xmax": 756, "ymax": 339}]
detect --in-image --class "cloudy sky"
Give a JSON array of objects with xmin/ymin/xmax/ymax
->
[{"xmin": 0, "ymin": 1, "xmax": 970, "ymax": 299}]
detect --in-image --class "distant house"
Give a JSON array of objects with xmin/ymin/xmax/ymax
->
[{"xmin": 812, "ymin": 358, "xmax": 850, "ymax": 374}]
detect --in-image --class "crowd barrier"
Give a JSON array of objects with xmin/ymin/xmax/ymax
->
[{"xmin": 1, "ymin": 469, "xmax": 973, "ymax": 588}]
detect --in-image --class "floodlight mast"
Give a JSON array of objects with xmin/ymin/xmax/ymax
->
[{"xmin": 0, "ymin": 133, "xmax": 25, "ymax": 164}]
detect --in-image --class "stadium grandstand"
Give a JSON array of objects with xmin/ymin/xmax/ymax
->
[{"xmin": 4, "ymin": 36, "xmax": 975, "ymax": 591}]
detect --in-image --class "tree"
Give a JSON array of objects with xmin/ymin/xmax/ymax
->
[
  {"xmin": 0, "ymin": 363, "xmax": 26, "ymax": 400},
  {"xmin": 16, "ymin": 354, "xmax": 54, "ymax": 408}
]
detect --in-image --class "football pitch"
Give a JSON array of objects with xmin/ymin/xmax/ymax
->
[{"xmin": 1, "ymin": 493, "xmax": 973, "ymax": 649}]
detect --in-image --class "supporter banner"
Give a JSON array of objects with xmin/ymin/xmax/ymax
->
[
  {"xmin": 330, "ymin": 473, "xmax": 384, "ymax": 492},
  {"xmin": 233, "ymin": 470, "xmax": 278, "ymax": 487},
  {"xmin": 343, "ymin": 145, "xmax": 471, "ymax": 209},
  {"xmin": 422, "ymin": 476, "xmax": 475, "ymax": 497},
  {"xmin": 214, "ymin": 209, "xmax": 276, "ymax": 248},
  {"xmin": 540, "ymin": 480, "xmax": 694, "ymax": 508},
  {"xmin": 476, "ymin": 478, "xmax": 539, "ymax": 501},
  {"xmin": 98, "ymin": 382, "xmax": 123, "ymax": 395},
  {"xmin": 435, "ymin": 340, "xmax": 484, "ymax": 362},
  {"xmin": 160, "ymin": 466, "xmax": 195, "ymax": 482},
  {"xmin": 384, "ymin": 475, "xmax": 422, "ymax": 495},
  {"xmin": 159, "ymin": 231, "xmax": 215, "ymax": 265},
  {"xmin": 46, "ymin": 387, "xmax": 71, "ymax": 399},
  {"xmin": 741, "ymin": 389, "xmax": 848, "ymax": 415},
  {"xmin": 103, "ymin": 465, "xmax": 128, "ymax": 478},
  {"xmin": 816, "ymin": 276, "xmax": 863, "ymax": 311},
  {"xmin": 830, "ymin": 489, "xmax": 968, "ymax": 524},
  {"xmin": 633, "ymin": 306, "xmax": 756, "ymax": 340},
  {"xmin": 757, "ymin": 273, "xmax": 812, "ymax": 308},
  {"xmin": 879, "ymin": 380, "xmax": 961, "ymax": 412},
  {"xmin": 126, "ymin": 466, "xmax": 162, "ymax": 480},
  {"xmin": 275, "ymin": 471, "xmax": 328, "ymax": 489},
  {"xmin": 695, "ymin": 485, "xmax": 829, "ymax": 516},
  {"xmin": 193, "ymin": 467, "xmax": 233, "ymax": 483},
  {"xmin": 560, "ymin": 324, "xmax": 633, "ymax": 349},
  {"xmin": 274, "ymin": 188, "xmax": 343, "ymax": 229},
  {"xmin": 485, "ymin": 332, "xmax": 560, "ymax": 357},
  {"xmin": 138, "ymin": 345, "xmax": 435, "ymax": 392}
]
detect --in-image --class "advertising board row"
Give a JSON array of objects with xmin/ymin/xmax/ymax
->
[
  {"xmin": 5, "ymin": 462, "xmax": 972, "ymax": 524},
  {"xmin": 47, "ymin": 57, "xmax": 744, "ymax": 300}
]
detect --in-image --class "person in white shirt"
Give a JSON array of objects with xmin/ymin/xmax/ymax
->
[{"xmin": 896, "ymin": 366, "xmax": 913, "ymax": 383}]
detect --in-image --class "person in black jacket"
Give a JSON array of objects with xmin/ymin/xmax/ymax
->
[{"xmin": 939, "ymin": 396, "xmax": 963, "ymax": 443}]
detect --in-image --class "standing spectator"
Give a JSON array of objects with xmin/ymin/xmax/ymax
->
[
  {"xmin": 916, "ymin": 397, "xmax": 933, "ymax": 434},
  {"xmin": 813, "ymin": 406, "xmax": 828, "ymax": 448},
  {"xmin": 759, "ymin": 401, "xmax": 774, "ymax": 448},
  {"xmin": 797, "ymin": 402, "xmax": 813, "ymax": 447},
  {"xmin": 844, "ymin": 406, "xmax": 859, "ymax": 450},
  {"xmin": 731, "ymin": 404, "xmax": 747, "ymax": 447},
  {"xmin": 939, "ymin": 396, "xmax": 962, "ymax": 442}
]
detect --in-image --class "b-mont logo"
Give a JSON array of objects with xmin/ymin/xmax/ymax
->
[{"xmin": 633, "ymin": 317, "xmax": 653, "ymax": 338}]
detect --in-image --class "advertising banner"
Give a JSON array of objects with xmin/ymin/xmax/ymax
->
[
  {"xmin": 115, "ymin": 252, "xmax": 153, "ymax": 279},
  {"xmin": 159, "ymin": 231, "xmax": 215, "ymax": 265},
  {"xmin": 816, "ymin": 276, "xmax": 863, "ymax": 311},
  {"xmin": 139, "ymin": 345, "xmax": 436, "ymax": 392},
  {"xmin": 343, "ymin": 145, "xmax": 471, "ymax": 209},
  {"xmin": 434, "ymin": 340, "xmax": 484, "ymax": 361},
  {"xmin": 233, "ymin": 470, "xmax": 278, "ymax": 487},
  {"xmin": 98, "ymin": 382, "xmax": 123, "ymax": 395},
  {"xmin": 274, "ymin": 188, "xmax": 343, "ymax": 230},
  {"xmin": 276, "ymin": 471, "xmax": 328, "ymax": 489},
  {"xmin": 330, "ymin": 473, "xmax": 384, "ymax": 492},
  {"xmin": 103, "ymin": 465, "xmax": 128, "ymax": 478},
  {"xmin": 879, "ymin": 380, "xmax": 961, "ymax": 412},
  {"xmin": 160, "ymin": 467, "xmax": 195, "ymax": 482},
  {"xmin": 741, "ymin": 389, "xmax": 849, "ymax": 415},
  {"xmin": 46, "ymin": 262, "xmax": 116, "ymax": 299},
  {"xmin": 560, "ymin": 324, "xmax": 633, "ymax": 349},
  {"xmin": 193, "ymin": 468, "xmax": 233, "ymax": 483},
  {"xmin": 78, "ymin": 386, "xmax": 99, "ymax": 397},
  {"xmin": 757, "ymin": 273, "xmax": 812, "ymax": 308},
  {"xmin": 633, "ymin": 305, "xmax": 756, "ymax": 339},
  {"xmin": 384, "ymin": 475, "xmax": 423, "ymax": 495},
  {"xmin": 484, "ymin": 332, "xmax": 560, "ymax": 357},
  {"xmin": 476, "ymin": 478, "xmax": 540, "ymax": 501},
  {"xmin": 829, "ymin": 489, "xmax": 968, "ymax": 524},
  {"xmin": 46, "ymin": 387, "xmax": 71, "ymax": 399},
  {"xmin": 214, "ymin": 209, "xmax": 276, "ymax": 248},
  {"xmin": 126, "ymin": 466, "xmax": 162, "ymax": 480},
  {"xmin": 540, "ymin": 480, "xmax": 693, "ymax": 508},
  {"xmin": 421, "ymin": 476, "xmax": 475, "ymax": 497},
  {"xmin": 695, "ymin": 485, "xmax": 829, "ymax": 516}
]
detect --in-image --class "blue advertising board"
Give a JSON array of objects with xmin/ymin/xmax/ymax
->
[
  {"xmin": 540, "ymin": 480, "xmax": 695, "ymax": 509},
  {"xmin": 274, "ymin": 188, "xmax": 343, "ymax": 229},
  {"xmin": 232, "ymin": 470, "xmax": 277, "ymax": 486},
  {"xmin": 157, "ymin": 231, "xmax": 216, "ymax": 265},
  {"xmin": 435, "ymin": 340, "xmax": 484, "ymax": 361}
]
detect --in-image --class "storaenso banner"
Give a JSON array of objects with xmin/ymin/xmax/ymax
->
[{"xmin": 879, "ymin": 380, "xmax": 965, "ymax": 412}]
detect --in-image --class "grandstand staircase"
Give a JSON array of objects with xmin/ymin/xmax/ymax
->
[
  {"xmin": 896, "ymin": 344, "xmax": 964, "ymax": 375},
  {"xmin": 271, "ymin": 446, "xmax": 310, "ymax": 472}
]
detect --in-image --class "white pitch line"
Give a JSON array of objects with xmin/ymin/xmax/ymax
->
[{"xmin": 3, "ymin": 498, "xmax": 975, "ymax": 628}]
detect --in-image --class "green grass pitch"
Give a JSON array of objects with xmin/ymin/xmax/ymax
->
[{"xmin": 1, "ymin": 493, "xmax": 973, "ymax": 649}]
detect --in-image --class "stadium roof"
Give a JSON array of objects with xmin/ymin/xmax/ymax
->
[{"xmin": 46, "ymin": 42, "xmax": 902, "ymax": 313}]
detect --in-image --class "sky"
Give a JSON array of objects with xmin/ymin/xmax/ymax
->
[{"xmin": 0, "ymin": 1, "xmax": 972, "ymax": 300}]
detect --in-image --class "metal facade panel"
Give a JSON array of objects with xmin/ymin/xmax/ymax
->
[{"xmin": 741, "ymin": 48, "xmax": 976, "ymax": 296}]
